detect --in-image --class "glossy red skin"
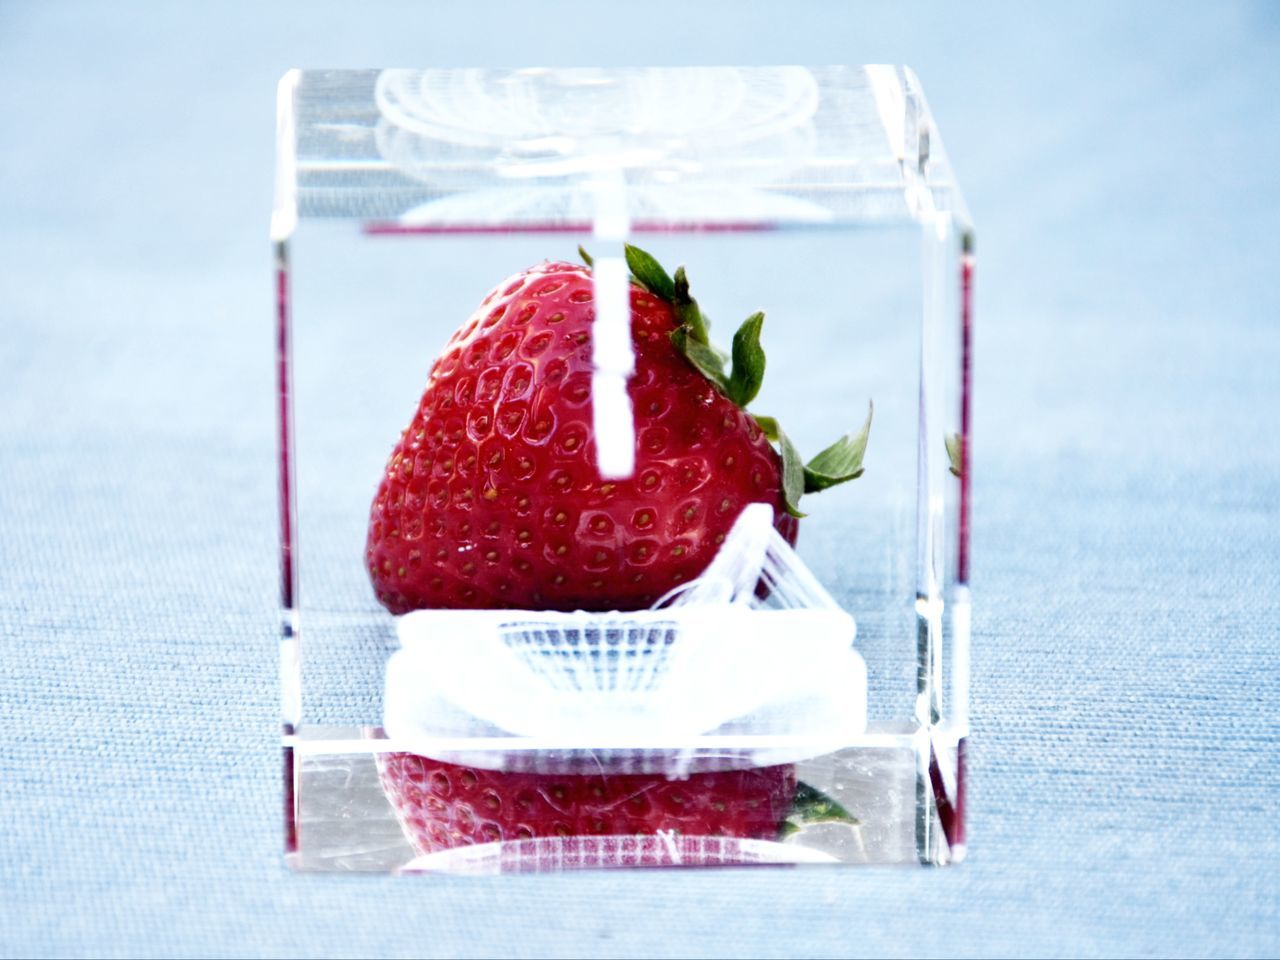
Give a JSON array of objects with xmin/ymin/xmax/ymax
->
[
  {"xmin": 366, "ymin": 260, "xmax": 795, "ymax": 614},
  {"xmin": 377, "ymin": 753, "xmax": 798, "ymax": 853}
]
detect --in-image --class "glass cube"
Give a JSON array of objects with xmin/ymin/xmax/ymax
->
[{"xmin": 273, "ymin": 66, "xmax": 974, "ymax": 872}]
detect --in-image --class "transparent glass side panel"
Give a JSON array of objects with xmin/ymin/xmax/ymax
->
[{"xmin": 275, "ymin": 66, "xmax": 971, "ymax": 872}]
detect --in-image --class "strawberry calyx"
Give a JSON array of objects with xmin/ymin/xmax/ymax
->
[
  {"xmin": 778, "ymin": 781, "xmax": 860, "ymax": 840},
  {"xmin": 590, "ymin": 243, "xmax": 873, "ymax": 518},
  {"xmin": 945, "ymin": 432, "xmax": 963, "ymax": 478}
]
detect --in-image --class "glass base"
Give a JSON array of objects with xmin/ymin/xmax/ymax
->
[{"xmin": 285, "ymin": 723, "xmax": 964, "ymax": 872}]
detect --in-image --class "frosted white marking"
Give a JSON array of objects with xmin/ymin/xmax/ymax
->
[{"xmin": 591, "ymin": 255, "xmax": 635, "ymax": 478}]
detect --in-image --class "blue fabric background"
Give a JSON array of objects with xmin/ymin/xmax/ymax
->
[{"xmin": 2, "ymin": 2, "xmax": 1277, "ymax": 956}]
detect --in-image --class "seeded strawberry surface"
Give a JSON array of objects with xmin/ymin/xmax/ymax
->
[
  {"xmin": 377, "ymin": 753, "xmax": 798, "ymax": 853},
  {"xmin": 366, "ymin": 260, "xmax": 793, "ymax": 614}
]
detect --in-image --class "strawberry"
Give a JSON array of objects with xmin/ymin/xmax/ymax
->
[
  {"xmin": 377, "ymin": 754, "xmax": 798, "ymax": 854},
  {"xmin": 365, "ymin": 245, "xmax": 868, "ymax": 613},
  {"xmin": 367, "ymin": 245, "xmax": 870, "ymax": 855}
]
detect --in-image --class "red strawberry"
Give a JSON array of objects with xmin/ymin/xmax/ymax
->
[
  {"xmin": 366, "ymin": 252, "xmax": 801, "ymax": 613},
  {"xmin": 377, "ymin": 754, "xmax": 797, "ymax": 855},
  {"xmin": 368, "ymin": 245, "xmax": 869, "ymax": 856}
]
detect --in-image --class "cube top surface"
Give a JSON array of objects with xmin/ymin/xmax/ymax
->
[{"xmin": 273, "ymin": 66, "xmax": 970, "ymax": 236}]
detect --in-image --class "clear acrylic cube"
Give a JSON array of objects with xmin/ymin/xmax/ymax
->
[{"xmin": 273, "ymin": 66, "xmax": 974, "ymax": 872}]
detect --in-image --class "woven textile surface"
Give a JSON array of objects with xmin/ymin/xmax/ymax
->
[{"xmin": 1, "ymin": 2, "xmax": 1277, "ymax": 957}]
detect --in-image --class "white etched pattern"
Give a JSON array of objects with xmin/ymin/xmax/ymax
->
[{"xmin": 400, "ymin": 833, "xmax": 838, "ymax": 875}]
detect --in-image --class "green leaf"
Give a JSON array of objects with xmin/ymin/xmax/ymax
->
[
  {"xmin": 727, "ymin": 312, "xmax": 766, "ymax": 407},
  {"xmin": 803, "ymin": 401, "xmax": 873, "ymax": 493},
  {"xmin": 577, "ymin": 245, "xmax": 594, "ymax": 268},
  {"xmin": 624, "ymin": 244, "xmax": 675, "ymax": 303},
  {"xmin": 779, "ymin": 781, "xmax": 859, "ymax": 839},
  {"xmin": 670, "ymin": 328, "xmax": 728, "ymax": 389},
  {"xmin": 672, "ymin": 266, "xmax": 711, "ymax": 344},
  {"xmin": 778, "ymin": 427, "xmax": 807, "ymax": 518},
  {"xmin": 753, "ymin": 415, "xmax": 780, "ymax": 442},
  {"xmin": 945, "ymin": 432, "xmax": 963, "ymax": 478}
]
